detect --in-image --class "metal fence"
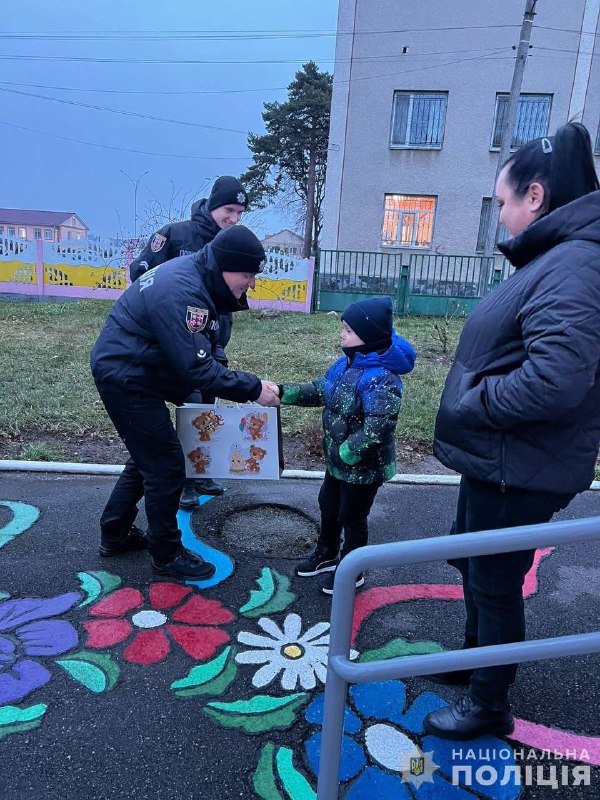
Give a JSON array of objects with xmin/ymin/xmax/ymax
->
[
  {"xmin": 316, "ymin": 250, "xmax": 512, "ymax": 315},
  {"xmin": 316, "ymin": 516, "xmax": 600, "ymax": 799}
]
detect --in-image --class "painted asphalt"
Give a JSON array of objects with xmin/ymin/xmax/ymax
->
[{"xmin": 1, "ymin": 471, "xmax": 599, "ymax": 799}]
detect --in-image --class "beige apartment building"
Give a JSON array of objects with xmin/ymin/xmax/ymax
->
[{"xmin": 322, "ymin": 0, "xmax": 600, "ymax": 256}]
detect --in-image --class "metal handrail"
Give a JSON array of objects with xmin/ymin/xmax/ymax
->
[{"xmin": 317, "ymin": 515, "xmax": 600, "ymax": 799}]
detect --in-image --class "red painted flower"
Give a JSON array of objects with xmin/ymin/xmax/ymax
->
[{"xmin": 84, "ymin": 583, "xmax": 234, "ymax": 666}]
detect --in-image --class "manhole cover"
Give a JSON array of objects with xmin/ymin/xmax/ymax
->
[{"xmin": 220, "ymin": 505, "xmax": 317, "ymax": 559}]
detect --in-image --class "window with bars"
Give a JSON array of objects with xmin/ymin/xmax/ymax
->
[
  {"xmin": 34, "ymin": 229, "xmax": 42, "ymax": 239},
  {"xmin": 390, "ymin": 92, "xmax": 448, "ymax": 149},
  {"xmin": 382, "ymin": 194, "xmax": 436, "ymax": 248},
  {"xmin": 491, "ymin": 94, "xmax": 552, "ymax": 149},
  {"xmin": 477, "ymin": 198, "xmax": 511, "ymax": 252},
  {"xmin": 44, "ymin": 230, "xmax": 53, "ymax": 240}
]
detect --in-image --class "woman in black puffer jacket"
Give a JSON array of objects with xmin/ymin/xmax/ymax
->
[{"xmin": 425, "ymin": 123, "xmax": 600, "ymax": 741}]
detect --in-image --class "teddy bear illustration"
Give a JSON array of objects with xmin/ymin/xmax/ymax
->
[
  {"xmin": 187, "ymin": 447, "xmax": 211, "ymax": 475},
  {"xmin": 245, "ymin": 445, "xmax": 267, "ymax": 474},
  {"xmin": 229, "ymin": 446, "xmax": 247, "ymax": 474},
  {"xmin": 241, "ymin": 411, "xmax": 269, "ymax": 441},
  {"xmin": 192, "ymin": 410, "xmax": 224, "ymax": 441}
]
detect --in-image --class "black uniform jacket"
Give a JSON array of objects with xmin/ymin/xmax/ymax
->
[
  {"xmin": 434, "ymin": 191, "xmax": 600, "ymax": 495},
  {"xmin": 129, "ymin": 199, "xmax": 232, "ymax": 359},
  {"xmin": 91, "ymin": 246, "xmax": 261, "ymax": 406}
]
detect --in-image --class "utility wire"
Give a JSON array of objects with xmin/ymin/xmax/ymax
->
[
  {"xmin": 0, "ymin": 85, "xmax": 249, "ymax": 134},
  {"xmin": 0, "ymin": 119, "xmax": 250, "ymax": 160}
]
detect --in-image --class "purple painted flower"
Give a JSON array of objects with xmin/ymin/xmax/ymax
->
[{"xmin": 0, "ymin": 593, "xmax": 80, "ymax": 705}]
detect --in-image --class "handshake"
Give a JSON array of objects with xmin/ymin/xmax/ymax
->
[{"xmin": 257, "ymin": 380, "xmax": 281, "ymax": 407}]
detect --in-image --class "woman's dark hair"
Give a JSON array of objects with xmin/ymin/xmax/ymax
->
[{"xmin": 502, "ymin": 122, "xmax": 600, "ymax": 215}]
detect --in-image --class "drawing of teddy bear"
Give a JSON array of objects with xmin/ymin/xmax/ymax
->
[
  {"xmin": 192, "ymin": 410, "xmax": 224, "ymax": 441},
  {"xmin": 187, "ymin": 447, "xmax": 211, "ymax": 475},
  {"xmin": 246, "ymin": 445, "xmax": 267, "ymax": 473},
  {"xmin": 245, "ymin": 412, "xmax": 268, "ymax": 441}
]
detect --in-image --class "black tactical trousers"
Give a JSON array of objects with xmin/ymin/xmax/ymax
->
[{"xmin": 97, "ymin": 383, "xmax": 185, "ymax": 563}]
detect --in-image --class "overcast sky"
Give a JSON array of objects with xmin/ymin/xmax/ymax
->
[{"xmin": 0, "ymin": 0, "xmax": 339, "ymax": 239}]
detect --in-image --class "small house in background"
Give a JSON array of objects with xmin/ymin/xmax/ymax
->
[
  {"xmin": 261, "ymin": 229, "xmax": 304, "ymax": 255},
  {"xmin": 0, "ymin": 209, "xmax": 89, "ymax": 243}
]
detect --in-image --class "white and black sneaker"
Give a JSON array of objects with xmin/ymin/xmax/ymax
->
[
  {"xmin": 321, "ymin": 569, "xmax": 365, "ymax": 596},
  {"xmin": 295, "ymin": 546, "xmax": 339, "ymax": 577}
]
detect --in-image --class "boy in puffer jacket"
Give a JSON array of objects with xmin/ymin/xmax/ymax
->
[{"xmin": 279, "ymin": 297, "xmax": 416, "ymax": 595}]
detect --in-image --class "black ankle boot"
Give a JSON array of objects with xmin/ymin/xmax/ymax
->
[{"xmin": 424, "ymin": 694, "xmax": 514, "ymax": 740}]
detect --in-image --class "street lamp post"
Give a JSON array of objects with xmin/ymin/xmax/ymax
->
[{"xmin": 119, "ymin": 169, "xmax": 149, "ymax": 239}]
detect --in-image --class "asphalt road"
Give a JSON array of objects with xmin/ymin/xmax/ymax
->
[{"xmin": 1, "ymin": 471, "xmax": 599, "ymax": 799}]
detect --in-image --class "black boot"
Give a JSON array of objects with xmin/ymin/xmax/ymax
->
[
  {"xmin": 423, "ymin": 694, "xmax": 514, "ymax": 740},
  {"xmin": 194, "ymin": 478, "xmax": 225, "ymax": 496},
  {"xmin": 152, "ymin": 549, "xmax": 216, "ymax": 581},
  {"xmin": 99, "ymin": 524, "xmax": 147, "ymax": 557},
  {"xmin": 179, "ymin": 482, "xmax": 199, "ymax": 510}
]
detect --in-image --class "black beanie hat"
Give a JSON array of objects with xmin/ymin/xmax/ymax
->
[
  {"xmin": 342, "ymin": 296, "xmax": 393, "ymax": 346},
  {"xmin": 211, "ymin": 225, "xmax": 265, "ymax": 273},
  {"xmin": 208, "ymin": 176, "xmax": 248, "ymax": 211}
]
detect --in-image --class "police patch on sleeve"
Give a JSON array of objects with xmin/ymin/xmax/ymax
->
[
  {"xmin": 186, "ymin": 306, "xmax": 208, "ymax": 333},
  {"xmin": 150, "ymin": 233, "xmax": 167, "ymax": 253}
]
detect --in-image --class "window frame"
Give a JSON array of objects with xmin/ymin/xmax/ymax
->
[
  {"xmin": 381, "ymin": 193, "xmax": 437, "ymax": 249},
  {"xmin": 476, "ymin": 197, "xmax": 511, "ymax": 252},
  {"xmin": 390, "ymin": 91, "xmax": 448, "ymax": 150},
  {"xmin": 34, "ymin": 228, "xmax": 42, "ymax": 239},
  {"xmin": 44, "ymin": 229, "xmax": 54, "ymax": 241},
  {"xmin": 8, "ymin": 227, "xmax": 16, "ymax": 237},
  {"xmin": 490, "ymin": 93, "xmax": 552, "ymax": 151}
]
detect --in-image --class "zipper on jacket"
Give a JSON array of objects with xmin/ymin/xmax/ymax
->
[{"xmin": 500, "ymin": 433, "xmax": 506, "ymax": 493}]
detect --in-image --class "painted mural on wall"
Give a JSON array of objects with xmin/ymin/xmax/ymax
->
[
  {"xmin": 0, "ymin": 499, "xmax": 596, "ymax": 797},
  {"xmin": 247, "ymin": 251, "xmax": 315, "ymax": 313},
  {"xmin": 0, "ymin": 235, "xmax": 314, "ymax": 310}
]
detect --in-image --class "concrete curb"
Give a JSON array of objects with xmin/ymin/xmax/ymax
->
[
  {"xmin": 2, "ymin": 459, "xmax": 600, "ymax": 490},
  {"xmin": 0, "ymin": 459, "xmax": 467, "ymax": 486}
]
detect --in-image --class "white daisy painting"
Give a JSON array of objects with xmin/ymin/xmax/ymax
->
[{"xmin": 235, "ymin": 613, "xmax": 353, "ymax": 691}]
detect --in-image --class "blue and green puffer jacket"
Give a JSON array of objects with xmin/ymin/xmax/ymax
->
[{"xmin": 281, "ymin": 332, "xmax": 416, "ymax": 484}]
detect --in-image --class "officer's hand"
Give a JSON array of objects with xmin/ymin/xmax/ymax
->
[{"xmin": 257, "ymin": 380, "xmax": 280, "ymax": 407}]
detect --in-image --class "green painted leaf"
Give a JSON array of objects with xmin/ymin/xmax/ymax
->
[
  {"xmin": 56, "ymin": 650, "xmax": 120, "ymax": 692},
  {"xmin": 239, "ymin": 568, "xmax": 275, "ymax": 613},
  {"xmin": 204, "ymin": 693, "xmax": 308, "ymax": 734},
  {"xmin": 240, "ymin": 568, "xmax": 295, "ymax": 618},
  {"xmin": 276, "ymin": 746, "xmax": 316, "ymax": 800},
  {"xmin": 253, "ymin": 743, "xmax": 283, "ymax": 800},
  {"xmin": 0, "ymin": 501, "xmax": 40, "ymax": 551},
  {"xmin": 77, "ymin": 571, "xmax": 122, "ymax": 608},
  {"xmin": 0, "ymin": 704, "xmax": 47, "ymax": 740},
  {"xmin": 359, "ymin": 637, "xmax": 444, "ymax": 663},
  {"xmin": 171, "ymin": 647, "xmax": 237, "ymax": 697}
]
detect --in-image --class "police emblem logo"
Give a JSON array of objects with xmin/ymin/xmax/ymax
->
[
  {"xmin": 151, "ymin": 233, "xmax": 167, "ymax": 253},
  {"xmin": 186, "ymin": 306, "xmax": 209, "ymax": 333},
  {"xmin": 237, "ymin": 192, "xmax": 246, "ymax": 205},
  {"xmin": 410, "ymin": 757, "xmax": 425, "ymax": 776}
]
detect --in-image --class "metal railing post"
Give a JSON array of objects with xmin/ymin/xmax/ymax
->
[{"xmin": 316, "ymin": 516, "xmax": 600, "ymax": 799}]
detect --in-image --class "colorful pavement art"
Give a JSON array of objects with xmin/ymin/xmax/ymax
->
[{"xmin": 0, "ymin": 499, "xmax": 597, "ymax": 798}]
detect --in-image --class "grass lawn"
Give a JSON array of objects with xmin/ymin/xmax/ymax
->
[{"xmin": 0, "ymin": 299, "xmax": 464, "ymax": 457}]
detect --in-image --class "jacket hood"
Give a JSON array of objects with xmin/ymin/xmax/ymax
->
[
  {"xmin": 192, "ymin": 245, "xmax": 250, "ymax": 314},
  {"xmin": 499, "ymin": 190, "xmax": 600, "ymax": 268},
  {"xmin": 352, "ymin": 331, "xmax": 416, "ymax": 375},
  {"xmin": 191, "ymin": 198, "xmax": 221, "ymax": 240}
]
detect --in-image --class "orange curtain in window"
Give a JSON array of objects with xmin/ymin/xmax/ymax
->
[{"xmin": 382, "ymin": 195, "xmax": 435, "ymax": 247}]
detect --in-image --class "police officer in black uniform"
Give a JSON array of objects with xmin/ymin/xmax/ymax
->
[
  {"xmin": 129, "ymin": 176, "xmax": 248, "ymax": 505},
  {"xmin": 91, "ymin": 225, "xmax": 280, "ymax": 581}
]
